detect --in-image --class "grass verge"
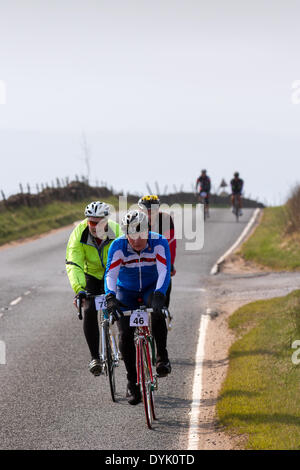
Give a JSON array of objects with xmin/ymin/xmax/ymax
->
[
  {"xmin": 217, "ymin": 290, "xmax": 300, "ymax": 450},
  {"xmin": 0, "ymin": 197, "xmax": 119, "ymax": 246},
  {"xmin": 240, "ymin": 206, "xmax": 300, "ymax": 270}
]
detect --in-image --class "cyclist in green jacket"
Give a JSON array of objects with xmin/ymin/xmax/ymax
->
[{"xmin": 66, "ymin": 201, "xmax": 121, "ymax": 376}]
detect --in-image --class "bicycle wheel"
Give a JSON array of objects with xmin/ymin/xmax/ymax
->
[
  {"xmin": 104, "ymin": 321, "xmax": 116, "ymax": 402},
  {"xmin": 138, "ymin": 338, "xmax": 154, "ymax": 429},
  {"xmin": 235, "ymin": 200, "xmax": 239, "ymax": 222},
  {"xmin": 144, "ymin": 342, "xmax": 156, "ymax": 421}
]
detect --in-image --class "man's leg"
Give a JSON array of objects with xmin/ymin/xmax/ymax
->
[
  {"xmin": 145, "ymin": 290, "xmax": 171, "ymax": 376},
  {"xmin": 83, "ymin": 298, "xmax": 100, "ymax": 360},
  {"xmin": 83, "ymin": 276, "xmax": 104, "ymax": 375},
  {"xmin": 165, "ymin": 280, "xmax": 172, "ymax": 309},
  {"xmin": 116, "ymin": 287, "xmax": 141, "ymax": 404}
]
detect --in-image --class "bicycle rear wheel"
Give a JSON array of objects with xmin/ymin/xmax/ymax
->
[
  {"xmin": 138, "ymin": 339, "xmax": 155, "ymax": 429},
  {"xmin": 235, "ymin": 201, "xmax": 239, "ymax": 222},
  {"xmin": 104, "ymin": 322, "xmax": 116, "ymax": 402}
]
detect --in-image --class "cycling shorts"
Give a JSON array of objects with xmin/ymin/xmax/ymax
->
[{"xmin": 116, "ymin": 284, "xmax": 157, "ymax": 311}]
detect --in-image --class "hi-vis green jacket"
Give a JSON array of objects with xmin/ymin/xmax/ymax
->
[{"xmin": 66, "ymin": 219, "xmax": 121, "ymax": 294}]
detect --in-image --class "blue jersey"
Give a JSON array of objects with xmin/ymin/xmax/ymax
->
[{"xmin": 104, "ymin": 232, "xmax": 171, "ymax": 296}]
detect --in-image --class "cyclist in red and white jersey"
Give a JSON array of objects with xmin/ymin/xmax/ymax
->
[{"xmin": 138, "ymin": 194, "xmax": 176, "ymax": 308}]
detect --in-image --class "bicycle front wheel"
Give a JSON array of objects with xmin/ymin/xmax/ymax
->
[
  {"xmin": 138, "ymin": 338, "xmax": 155, "ymax": 429},
  {"xmin": 104, "ymin": 322, "xmax": 116, "ymax": 402}
]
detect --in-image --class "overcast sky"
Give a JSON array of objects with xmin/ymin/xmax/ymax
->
[{"xmin": 1, "ymin": 0, "xmax": 300, "ymax": 205}]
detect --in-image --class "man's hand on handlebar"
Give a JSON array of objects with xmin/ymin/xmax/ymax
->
[
  {"xmin": 74, "ymin": 290, "xmax": 87, "ymax": 313},
  {"xmin": 74, "ymin": 290, "xmax": 86, "ymax": 304},
  {"xmin": 151, "ymin": 291, "xmax": 166, "ymax": 317},
  {"xmin": 106, "ymin": 293, "xmax": 124, "ymax": 323}
]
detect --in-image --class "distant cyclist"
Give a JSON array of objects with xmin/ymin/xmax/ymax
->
[
  {"xmin": 66, "ymin": 201, "xmax": 121, "ymax": 376},
  {"xmin": 195, "ymin": 169, "xmax": 211, "ymax": 215},
  {"xmin": 138, "ymin": 194, "xmax": 176, "ymax": 308},
  {"xmin": 230, "ymin": 172, "xmax": 244, "ymax": 216},
  {"xmin": 105, "ymin": 210, "xmax": 171, "ymax": 405}
]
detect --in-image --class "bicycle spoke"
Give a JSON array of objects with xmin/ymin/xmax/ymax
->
[
  {"xmin": 104, "ymin": 322, "xmax": 116, "ymax": 402},
  {"xmin": 139, "ymin": 339, "xmax": 153, "ymax": 429}
]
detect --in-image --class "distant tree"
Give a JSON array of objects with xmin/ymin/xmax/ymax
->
[{"xmin": 81, "ymin": 132, "xmax": 91, "ymax": 184}]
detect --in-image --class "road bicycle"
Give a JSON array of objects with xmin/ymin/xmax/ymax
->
[
  {"xmin": 197, "ymin": 191, "xmax": 209, "ymax": 221},
  {"xmin": 78, "ymin": 294, "xmax": 120, "ymax": 402},
  {"xmin": 123, "ymin": 305, "xmax": 172, "ymax": 429},
  {"xmin": 232, "ymin": 194, "xmax": 241, "ymax": 222}
]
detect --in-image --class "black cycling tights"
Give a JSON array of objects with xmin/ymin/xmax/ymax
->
[
  {"xmin": 83, "ymin": 275, "xmax": 104, "ymax": 360},
  {"xmin": 83, "ymin": 299, "xmax": 100, "ymax": 359}
]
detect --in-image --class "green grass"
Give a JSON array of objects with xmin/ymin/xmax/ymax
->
[
  {"xmin": 217, "ymin": 290, "xmax": 300, "ymax": 449},
  {"xmin": 240, "ymin": 206, "xmax": 300, "ymax": 270},
  {"xmin": 0, "ymin": 197, "xmax": 119, "ymax": 246}
]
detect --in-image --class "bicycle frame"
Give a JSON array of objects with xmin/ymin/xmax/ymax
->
[
  {"xmin": 232, "ymin": 194, "xmax": 241, "ymax": 222},
  {"xmin": 197, "ymin": 192, "xmax": 209, "ymax": 220},
  {"xmin": 99, "ymin": 309, "xmax": 120, "ymax": 368},
  {"xmin": 123, "ymin": 306, "xmax": 170, "ymax": 428},
  {"xmin": 79, "ymin": 293, "xmax": 120, "ymax": 402},
  {"xmin": 135, "ymin": 325, "xmax": 155, "ymax": 390}
]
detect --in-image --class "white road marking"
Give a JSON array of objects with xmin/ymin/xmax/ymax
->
[
  {"xmin": 210, "ymin": 208, "xmax": 261, "ymax": 275},
  {"xmin": 187, "ymin": 312, "xmax": 210, "ymax": 450},
  {"xmin": 24, "ymin": 291, "xmax": 31, "ymax": 296},
  {"xmin": 10, "ymin": 297, "xmax": 22, "ymax": 306}
]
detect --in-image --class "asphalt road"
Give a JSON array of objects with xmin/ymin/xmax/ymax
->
[{"xmin": 0, "ymin": 208, "xmax": 254, "ymax": 450}]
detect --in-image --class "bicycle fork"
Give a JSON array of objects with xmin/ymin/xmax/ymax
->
[{"xmin": 136, "ymin": 335, "xmax": 157, "ymax": 391}]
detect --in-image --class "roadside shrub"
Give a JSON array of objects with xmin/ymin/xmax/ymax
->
[{"xmin": 286, "ymin": 184, "xmax": 300, "ymax": 234}]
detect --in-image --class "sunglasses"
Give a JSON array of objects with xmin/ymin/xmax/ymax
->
[{"xmin": 88, "ymin": 218, "xmax": 107, "ymax": 227}]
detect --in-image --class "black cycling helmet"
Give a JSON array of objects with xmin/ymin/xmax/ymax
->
[
  {"xmin": 138, "ymin": 194, "xmax": 160, "ymax": 210},
  {"xmin": 234, "ymin": 172, "xmax": 239, "ymax": 177},
  {"xmin": 201, "ymin": 169, "xmax": 207, "ymax": 174}
]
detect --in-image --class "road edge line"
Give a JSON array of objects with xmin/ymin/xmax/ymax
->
[
  {"xmin": 187, "ymin": 311, "xmax": 210, "ymax": 450},
  {"xmin": 210, "ymin": 208, "xmax": 261, "ymax": 275}
]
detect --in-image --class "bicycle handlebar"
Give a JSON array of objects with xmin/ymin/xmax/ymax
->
[
  {"xmin": 76, "ymin": 293, "xmax": 171, "ymax": 324},
  {"xmin": 122, "ymin": 307, "xmax": 170, "ymax": 319},
  {"xmin": 77, "ymin": 296, "xmax": 83, "ymax": 320}
]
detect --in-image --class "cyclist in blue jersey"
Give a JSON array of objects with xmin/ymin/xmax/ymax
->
[
  {"xmin": 230, "ymin": 172, "xmax": 244, "ymax": 216},
  {"xmin": 104, "ymin": 210, "xmax": 172, "ymax": 405}
]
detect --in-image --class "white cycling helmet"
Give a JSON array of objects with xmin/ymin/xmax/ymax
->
[
  {"xmin": 84, "ymin": 201, "xmax": 110, "ymax": 218},
  {"xmin": 121, "ymin": 210, "xmax": 148, "ymax": 235}
]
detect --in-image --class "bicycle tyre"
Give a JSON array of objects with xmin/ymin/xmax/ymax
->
[
  {"xmin": 104, "ymin": 321, "xmax": 116, "ymax": 402},
  {"xmin": 235, "ymin": 201, "xmax": 239, "ymax": 223},
  {"xmin": 144, "ymin": 342, "xmax": 156, "ymax": 421},
  {"xmin": 139, "ymin": 338, "xmax": 153, "ymax": 429}
]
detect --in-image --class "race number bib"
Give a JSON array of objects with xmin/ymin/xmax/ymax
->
[
  {"xmin": 130, "ymin": 310, "xmax": 149, "ymax": 327},
  {"xmin": 95, "ymin": 294, "xmax": 107, "ymax": 311},
  {"xmin": 200, "ymin": 191, "xmax": 207, "ymax": 197}
]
